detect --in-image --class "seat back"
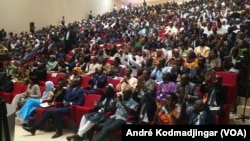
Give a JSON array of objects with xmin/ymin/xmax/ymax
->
[
  {"xmin": 47, "ymin": 72, "xmax": 67, "ymax": 86},
  {"xmin": 12, "ymin": 83, "xmax": 27, "ymax": 96},
  {"xmin": 216, "ymin": 71, "xmax": 238, "ymax": 104},
  {"xmin": 107, "ymin": 78, "xmax": 121, "ymax": 88},
  {"xmin": 83, "ymin": 94, "xmax": 101, "ymax": 108},
  {"xmin": 81, "ymin": 75, "xmax": 92, "ymax": 89},
  {"xmin": 215, "ymin": 71, "xmax": 237, "ymax": 86},
  {"xmin": 222, "ymin": 104, "xmax": 231, "ymax": 124}
]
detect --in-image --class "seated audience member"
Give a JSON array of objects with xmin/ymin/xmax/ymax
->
[
  {"xmin": 108, "ymin": 57, "xmax": 124, "ymax": 78},
  {"xmin": 0, "ymin": 74, "xmax": 14, "ymax": 92},
  {"xmin": 207, "ymin": 49, "xmax": 222, "ymax": 70},
  {"xmin": 13, "ymin": 63, "xmax": 30, "ymax": 83},
  {"xmin": 11, "ymin": 76, "xmax": 41, "ymax": 109},
  {"xmin": 155, "ymin": 72, "xmax": 176, "ymax": 102},
  {"xmin": 141, "ymin": 57, "xmax": 154, "ymax": 74},
  {"xmin": 200, "ymin": 71, "xmax": 228, "ymax": 123},
  {"xmin": 33, "ymin": 78, "xmax": 67, "ymax": 130},
  {"xmin": 151, "ymin": 58, "xmax": 172, "ymax": 83},
  {"xmin": 152, "ymin": 49, "xmax": 165, "ymax": 65},
  {"xmin": 133, "ymin": 69, "xmax": 156, "ymax": 103},
  {"xmin": 29, "ymin": 62, "xmax": 47, "ymax": 81},
  {"xmin": 69, "ymin": 67, "xmax": 83, "ymax": 81},
  {"xmin": 46, "ymin": 55, "xmax": 58, "ymax": 72},
  {"xmin": 170, "ymin": 57, "xmax": 190, "ymax": 82},
  {"xmin": 57, "ymin": 56, "xmax": 68, "ymax": 73},
  {"xmin": 154, "ymin": 92, "xmax": 181, "ymax": 125},
  {"xmin": 49, "ymin": 78, "xmax": 67, "ymax": 103},
  {"xmin": 116, "ymin": 68, "xmax": 138, "ymax": 95},
  {"xmin": 190, "ymin": 66, "xmax": 205, "ymax": 86},
  {"xmin": 66, "ymin": 84, "xmax": 116, "ymax": 141},
  {"xmin": 121, "ymin": 47, "xmax": 142, "ymax": 77},
  {"xmin": 194, "ymin": 38, "xmax": 210, "ymax": 59},
  {"xmin": 189, "ymin": 56, "xmax": 210, "ymax": 82},
  {"xmin": 175, "ymin": 74, "xmax": 199, "ymax": 108},
  {"xmin": 84, "ymin": 56, "xmax": 102, "ymax": 76},
  {"xmin": 93, "ymin": 87, "xmax": 138, "ymax": 141},
  {"xmin": 16, "ymin": 81, "xmax": 55, "ymax": 124},
  {"xmin": 23, "ymin": 76, "xmax": 84, "ymax": 138},
  {"xmin": 183, "ymin": 50, "xmax": 198, "ymax": 69},
  {"xmin": 83, "ymin": 67, "xmax": 107, "ymax": 94},
  {"xmin": 100, "ymin": 57, "xmax": 111, "ymax": 75},
  {"xmin": 180, "ymin": 94, "xmax": 214, "ymax": 125}
]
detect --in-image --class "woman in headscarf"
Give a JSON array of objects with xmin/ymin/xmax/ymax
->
[
  {"xmin": 16, "ymin": 81, "xmax": 55, "ymax": 124},
  {"xmin": 69, "ymin": 67, "xmax": 83, "ymax": 81}
]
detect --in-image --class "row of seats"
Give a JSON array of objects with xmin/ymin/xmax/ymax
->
[{"xmin": 34, "ymin": 93, "xmax": 101, "ymax": 126}]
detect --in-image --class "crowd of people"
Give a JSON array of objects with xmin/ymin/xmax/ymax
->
[{"xmin": 0, "ymin": 0, "xmax": 250, "ymax": 140}]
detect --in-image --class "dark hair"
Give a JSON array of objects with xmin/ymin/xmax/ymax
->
[
  {"xmin": 58, "ymin": 77, "xmax": 68, "ymax": 86},
  {"xmin": 169, "ymin": 92, "xmax": 178, "ymax": 103},
  {"xmin": 100, "ymin": 84, "xmax": 115, "ymax": 101},
  {"xmin": 29, "ymin": 75, "xmax": 39, "ymax": 84}
]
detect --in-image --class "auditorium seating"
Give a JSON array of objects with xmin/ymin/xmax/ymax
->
[
  {"xmin": 39, "ymin": 72, "xmax": 68, "ymax": 87},
  {"xmin": 73, "ymin": 94, "xmax": 101, "ymax": 125},
  {"xmin": 0, "ymin": 83, "xmax": 27, "ymax": 104},
  {"xmin": 215, "ymin": 71, "xmax": 238, "ymax": 105}
]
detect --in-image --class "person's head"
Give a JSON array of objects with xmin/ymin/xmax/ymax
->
[
  {"xmin": 95, "ymin": 67, "xmax": 103, "ymax": 75},
  {"xmin": 131, "ymin": 48, "xmax": 137, "ymax": 56},
  {"xmin": 125, "ymin": 68, "xmax": 132, "ymax": 77},
  {"xmin": 49, "ymin": 55, "xmax": 56, "ymax": 61},
  {"xmin": 187, "ymin": 50, "xmax": 196, "ymax": 59},
  {"xmin": 231, "ymin": 47, "xmax": 239, "ymax": 58},
  {"xmin": 199, "ymin": 38, "xmax": 205, "ymax": 46},
  {"xmin": 145, "ymin": 57, "xmax": 153, "ymax": 66},
  {"xmin": 156, "ymin": 49, "xmax": 162, "ymax": 57},
  {"xmin": 162, "ymin": 72, "xmax": 172, "ymax": 82},
  {"xmin": 114, "ymin": 57, "xmax": 121, "ymax": 66},
  {"xmin": 57, "ymin": 77, "xmax": 68, "ymax": 88},
  {"xmin": 122, "ymin": 87, "xmax": 133, "ymax": 100},
  {"xmin": 29, "ymin": 75, "xmax": 39, "ymax": 85},
  {"xmin": 142, "ymin": 69, "xmax": 151, "ymax": 80},
  {"xmin": 193, "ymin": 99, "xmax": 204, "ymax": 112},
  {"xmin": 164, "ymin": 92, "xmax": 178, "ymax": 107},
  {"xmin": 159, "ymin": 58, "xmax": 166, "ymax": 67},
  {"xmin": 72, "ymin": 67, "xmax": 83, "ymax": 75},
  {"xmin": 103, "ymin": 83, "xmax": 116, "ymax": 99},
  {"xmin": 197, "ymin": 56, "xmax": 206, "ymax": 67},
  {"xmin": 174, "ymin": 57, "xmax": 184, "ymax": 67},
  {"xmin": 69, "ymin": 76, "xmax": 82, "ymax": 88},
  {"xmin": 45, "ymin": 81, "xmax": 55, "ymax": 92},
  {"xmin": 208, "ymin": 49, "xmax": 217, "ymax": 59},
  {"xmin": 180, "ymin": 74, "xmax": 189, "ymax": 86}
]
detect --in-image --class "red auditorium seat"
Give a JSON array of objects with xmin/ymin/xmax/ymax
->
[
  {"xmin": 73, "ymin": 94, "xmax": 101, "ymax": 125},
  {"xmin": 0, "ymin": 83, "xmax": 27, "ymax": 104},
  {"xmin": 40, "ymin": 72, "xmax": 67, "ymax": 88},
  {"xmin": 81, "ymin": 75, "xmax": 92, "ymax": 89},
  {"xmin": 215, "ymin": 71, "xmax": 238, "ymax": 105}
]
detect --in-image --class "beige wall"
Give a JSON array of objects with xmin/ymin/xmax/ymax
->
[{"xmin": 0, "ymin": 0, "xmax": 121, "ymax": 34}]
